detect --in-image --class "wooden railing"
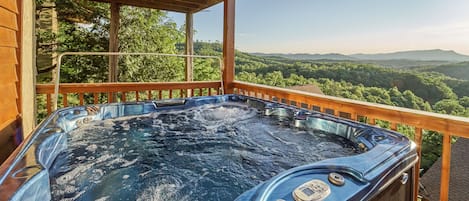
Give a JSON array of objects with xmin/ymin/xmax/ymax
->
[
  {"xmin": 233, "ymin": 81, "xmax": 469, "ymax": 201},
  {"xmin": 36, "ymin": 81, "xmax": 222, "ymax": 115}
]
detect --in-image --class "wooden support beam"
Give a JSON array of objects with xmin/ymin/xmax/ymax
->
[
  {"xmin": 108, "ymin": 3, "xmax": 120, "ymax": 102},
  {"xmin": 93, "ymin": 0, "xmax": 193, "ymax": 13},
  {"xmin": 185, "ymin": 12, "xmax": 194, "ymax": 96},
  {"xmin": 413, "ymin": 127, "xmax": 423, "ymax": 201},
  {"xmin": 109, "ymin": 3, "xmax": 120, "ymax": 83},
  {"xmin": 222, "ymin": 0, "xmax": 235, "ymax": 94},
  {"xmin": 440, "ymin": 134, "xmax": 452, "ymax": 201},
  {"xmin": 185, "ymin": 12, "xmax": 194, "ymax": 81},
  {"xmin": 91, "ymin": 0, "xmax": 223, "ymax": 13}
]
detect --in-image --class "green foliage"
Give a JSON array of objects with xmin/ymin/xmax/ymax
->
[
  {"xmin": 118, "ymin": 7, "xmax": 185, "ymax": 82},
  {"xmin": 57, "ymin": 21, "xmax": 109, "ymax": 83},
  {"xmin": 419, "ymin": 61, "xmax": 469, "ymax": 81},
  {"xmin": 433, "ymin": 99, "xmax": 466, "ymax": 115}
]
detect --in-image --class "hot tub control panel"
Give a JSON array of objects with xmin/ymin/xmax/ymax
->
[{"xmin": 292, "ymin": 179, "xmax": 331, "ymax": 201}]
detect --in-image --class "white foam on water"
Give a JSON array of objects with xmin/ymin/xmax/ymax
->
[
  {"xmin": 86, "ymin": 144, "xmax": 98, "ymax": 152},
  {"xmin": 121, "ymin": 158, "xmax": 139, "ymax": 168},
  {"xmin": 95, "ymin": 196, "xmax": 110, "ymax": 201},
  {"xmin": 136, "ymin": 183, "xmax": 189, "ymax": 201},
  {"xmin": 51, "ymin": 101, "xmax": 359, "ymax": 201}
]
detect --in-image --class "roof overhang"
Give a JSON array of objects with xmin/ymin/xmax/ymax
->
[{"xmin": 91, "ymin": 0, "xmax": 223, "ymax": 13}]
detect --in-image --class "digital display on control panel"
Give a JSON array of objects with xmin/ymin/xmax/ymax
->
[{"xmin": 302, "ymin": 188, "xmax": 315, "ymax": 196}]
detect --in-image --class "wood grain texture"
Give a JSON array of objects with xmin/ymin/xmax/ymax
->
[
  {"xmin": 92, "ymin": 0, "xmax": 222, "ymax": 13},
  {"xmin": 21, "ymin": 0, "xmax": 38, "ymax": 136},
  {"xmin": 0, "ymin": 7, "xmax": 17, "ymax": 30},
  {"xmin": 0, "ymin": 0, "xmax": 18, "ymax": 13},
  {"xmin": 185, "ymin": 12, "xmax": 193, "ymax": 82},
  {"xmin": 0, "ymin": 27, "xmax": 17, "ymax": 47},
  {"xmin": 440, "ymin": 134, "xmax": 452, "ymax": 201},
  {"xmin": 0, "ymin": 64, "xmax": 18, "ymax": 84},
  {"xmin": 0, "ymin": 83, "xmax": 18, "ymax": 124},
  {"xmin": 0, "ymin": 47, "xmax": 17, "ymax": 64},
  {"xmin": 222, "ymin": 0, "xmax": 235, "ymax": 93},
  {"xmin": 108, "ymin": 2, "xmax": 119, "ymax": 82}
]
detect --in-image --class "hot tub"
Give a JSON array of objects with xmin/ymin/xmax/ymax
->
[{"xmin": 0, "ymin": 95, "xmax": 417, "ymax": 201}]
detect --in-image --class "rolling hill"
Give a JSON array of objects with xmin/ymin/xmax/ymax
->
[
  {"xmin": 351, "ymin": 49, "xmax": 469, "ymax": 62},
  {"xmin": 417, "ymin": 61, "xmax": 469, "ymax": 80},
  {"xmin": 252, "ymin": 49, "xmax": 469, "ymax": 63},
  {"xmin": 251, "ymin": 53, "xmax": 355, "ymax": 61}
]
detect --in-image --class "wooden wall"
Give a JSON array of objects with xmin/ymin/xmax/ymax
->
[{"xmin": 0, "ymin": 0, "xmax": 21, "ymax": 163}]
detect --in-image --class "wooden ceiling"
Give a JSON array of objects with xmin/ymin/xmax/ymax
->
[{"xmin": 92, "ymin": 0, "xmax": 224, "ymax": 13}]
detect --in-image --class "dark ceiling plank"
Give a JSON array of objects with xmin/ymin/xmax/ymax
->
[
  {"xmin": 192, "ymin": 0, "xmax": 223, "ymax": 13},
  {"xmin": 92, "ymin": 0, "xmax": 194, "ymax": 13},
  {"xmin": 91, "ymin": 0, "xmax": 223, "ymax": 13}
]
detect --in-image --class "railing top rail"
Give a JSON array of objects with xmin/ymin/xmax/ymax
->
[
  {"xmin": 233, "ymin": 81, "xmax": 469, "ymax": 138},
  {"xmin": 37, "ymin": 81, "xmax": 222, "ymax": 94}
]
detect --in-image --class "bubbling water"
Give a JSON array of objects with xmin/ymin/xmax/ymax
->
[{"xmin": 50, "ymin": 102, "xmax": 358, "ymax": 201}]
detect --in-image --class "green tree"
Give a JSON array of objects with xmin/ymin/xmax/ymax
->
[
  {"xmin": 433, "ymin": 99, "xmax": 465, "ymax": 115},
  {"xmin": 118, "ymin": 7, "xmax": 185, "ymax": 82}
]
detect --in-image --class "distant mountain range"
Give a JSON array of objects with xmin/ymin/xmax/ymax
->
[
  {"xmin": 252, "ymin": 49, "xmax": 469, "ymax": 62},
  {"xmin": 252, "ymin": 53, "xmax": 356, "ymax": 61}
]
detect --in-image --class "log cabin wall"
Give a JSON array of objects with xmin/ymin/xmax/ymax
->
[{"xmin": 0, "ymin": 0, "xmax": 21, "ymax": 164}]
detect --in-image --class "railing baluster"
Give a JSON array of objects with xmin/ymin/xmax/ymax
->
[
  {"xmin": 180, "ymin": 89, "xmax": 184, "ymax": 98},
  {"xmin": 148, "ymin": 90, "xmax": 152, "ymax": 100},
  {"xmin": 135, "ymin": 91, "xmax": 140, "ymax": 102},
  {"xmin": 46, "ymin": 94, "xmax": 52, "ymax": 115},
  {"xmin": 208, "ymin": 88, "xmax": 212, "ymax": 96},
  {"xmin": 199, "ymin": 88, "xmax": 202, "ymax": 96},
  {"xmin": 93, "ymin": 93, "xmax": 99, "ymax": 104},
  {"xmin": 79, "ymin": 93, "xmax": 84, "ymax": 105},
  {"xmin": 63, "ymin": 93, "xmax": 68, "ymax": 107},
  {"xmin": 158, "ymin": 90, "xmax": 162, "ymax": 100},
  {"xmin": 108, "ymin": 92, "xmax": 113, "ymax": 103},
  {"xmin": 440, "ymin": 133, "xmax": 452, "ymax": 201},
  {"xmin": 390, "ymin": 122, "xmax": 398, "ymax": 131},
  {"xmin": 191, "ymin": 88, "xmax": 195, "ymax": 97},
  {"xmin": 121, "ymin": 92, "xmax": 126, "ymax": 102},
  {"xmin": 413, "ymin": 127, "xmax": 423, "ymax": 201},
  {"xmin": 169, "ymin": 90, "xmax": 173, "ymax": 99},
  {"xmin": 369, "ymin": 118, "xmax": 376, "ymax": 125}
]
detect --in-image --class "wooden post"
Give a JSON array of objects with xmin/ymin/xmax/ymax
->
[
  {"xmin": 21, "ymin": 0, "xmax": 36, "ymax": 135},
  {"xmin": 185, "ymin": 12, "xmax": 194, "ymax": 82},
  {"xmin": 440, "ymin": 134, "xmax": 452, "ymax": 201},
  {"xmin": 50, "ymin": 0, "xmax": 59, "ymax": 111},
  {"xmin": 109, "ymin": 2, "xmax": 120, "ymax": 83},
  {"xmin": 185, "ymin": 12, "xmax": 194, "ymax": 96},
  {"xmin": 223, "ymin": 0, "xmax": 235, "ymax": 94},
  {"xmin": 108, "ymin": 3, "xmax": 120, "ymax": 102},
  {"xmin": 413, "ymin": 127, "xmax": 423, "ymax": 201}
]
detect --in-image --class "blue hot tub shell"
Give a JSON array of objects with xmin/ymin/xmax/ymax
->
[{"xmin": 0, "ymin": 95, "xmax": 417, "ymax": 201}]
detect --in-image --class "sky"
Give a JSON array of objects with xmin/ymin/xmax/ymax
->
[{"xmin": 168, "ymin": 0, "xmax": 469, "ymax": 55}]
